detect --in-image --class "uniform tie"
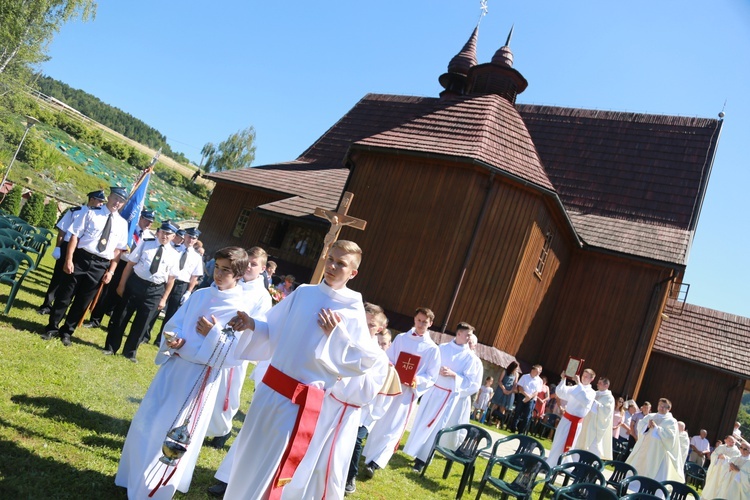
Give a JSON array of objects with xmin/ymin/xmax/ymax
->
[
  {"xmin": 97, "ymin": 213, "xmax": 113, "ymax": 252},
  {"xmin": 179, "ymin": 249, "xmax": 188, "ymax": 270},
  {"xmin": 150, "ymin": 245, "xmax": 164, "ymax": 274}
]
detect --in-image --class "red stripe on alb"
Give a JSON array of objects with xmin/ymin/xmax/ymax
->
[
  {"xmin": 426, "ymin": 385, "xmax": 452, "ymax": 428},
  {"xmin": 562, "ymin": 411, "xmax": 584, "ymax": 452},
  {"xmin": 263, "ymin": 365, "xmax": 325, "ymax": 500},
  {"xmin": 322, "ymin": 394, "xmax": 361, "ymax": 499},
  {"xmin": 223, "ymin": 367, "xmax": 234, "ymax": 412}
]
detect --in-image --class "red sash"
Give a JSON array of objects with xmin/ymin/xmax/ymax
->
[
  {"xmin": 263, "ymin": 365, "xmax": 325, "ymax": 499},
  {"xmin": 427, "ymin": 385, "xmax": 452, "ymax": 428},
  {"xmin": 562, "ymin": 411, "xmax": 584, "ymax": 452}
]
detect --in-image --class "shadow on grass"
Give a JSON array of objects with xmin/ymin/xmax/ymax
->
[
  {"xmin": 10, "ymin": 394, "xmax": 131, "ymax": 437},
  {"xmin": 0, "ymin": 438, "xmax": 126, "ymax": 499}
]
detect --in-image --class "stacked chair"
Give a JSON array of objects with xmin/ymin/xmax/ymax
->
[{"xmin": 0, "ymin": 212, "xmax": 52, "ymax": 313}]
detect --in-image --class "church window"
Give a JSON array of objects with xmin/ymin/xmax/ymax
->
[
  {"xmin": 535, "ymin": 229, "xmax": 554, "ymax": 278},
  {"xmin": 232, "ymin": 208, "xmax": 253, "ymax": 238}
]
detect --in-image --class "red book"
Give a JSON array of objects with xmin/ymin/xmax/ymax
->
[{"xmin": 395, "ymin": 351, "xmax": 421, "ymax": 386}]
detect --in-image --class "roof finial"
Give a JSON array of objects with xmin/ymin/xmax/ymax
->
[
  {"xmin": 505, "ymin": 24, "xmax": 514, "ymax": 47},
  {"xmin": 478, "ymin": 0, "xmax": 489, "ymax": 24}
]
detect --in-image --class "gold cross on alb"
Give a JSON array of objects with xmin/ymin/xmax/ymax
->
[{"xmin": 310, "ymin": 191, "xmax": 366, "ymax": 284}]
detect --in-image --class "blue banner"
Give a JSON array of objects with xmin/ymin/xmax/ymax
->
[{"xmin": 120, "ymin": 172, "xmax": 150, "ymax": 249}]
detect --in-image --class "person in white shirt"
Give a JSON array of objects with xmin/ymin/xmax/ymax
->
[
  {"xmin": 38, "ymin": 190, "xmax": 105, "ymax": 314},
  {"xmin": 626, "ymin": 398, "xmax": 685, "ymax": 483},
  {"xmin": 689, "ymin": 428, "xmax": 711, "ymax": 466},
  {"xmin": 154, "ymin": 227, "xmax": 204, "ymax": 344},
  {"xmin": 42, "ymin": 186, "xmax": 129, "ymax": 346},
  {"xmin": 510, "ymin": 365, "xmax": 544, "ymax": 434},
  {"xmin": 103, "ymin": 221, "xmax": 180, "ymax": 362},
  {"xmin": 546, "ymin": 368, "xmax": 597, "ymax": 466},
  {"xmin": 576, "ymin": 377, "xmax": 615, "ymax": 460}
]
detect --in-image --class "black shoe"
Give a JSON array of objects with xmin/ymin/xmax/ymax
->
[
  {"xmin": 102, "ymin": 349, "xmax": 114, "ymax": 356},
  {"xmin": 207, "ymin": 481, "xmax": 227, "ymax": 497},
  {"xmin": 364, "ymin": 462, "xmax": 376, "ymax": 478},
  {"xmin": 60, "ymin": 334, "xmax": 72, "ymax": 347},
  {"xmin": 411, "ymin": 459, "xmax": 425, "ymax": 473},
  {"xmin": 40, "ymin": 331, "xmax": 58, "ymax": 341},
  {"xmin": 207, "ymin": 432, "xmax": 231, "ymax": 449},
  {"xmin": 37, "ymin": 307, "xmax": 51, "ymax": 315},
  {"xmin": 125, "ymin": 356, "xmax": 138, "ymax": 364},
  {"xmin": 345, "ymin": 478, "xmax": 356, "ymax": 495},
  {"xmin": 83, "ymin": 320, "xmax": 100, "ymax": 328}
]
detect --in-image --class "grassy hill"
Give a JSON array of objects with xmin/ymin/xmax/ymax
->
[{"xmin": 0, "ymin": 94, "xmax": 207, "ymax": 223}]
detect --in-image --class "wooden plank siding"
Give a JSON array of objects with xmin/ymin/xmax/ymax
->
[
  {"xmin": 197, "ymin": 183, "xmax": 286, "ymax": 255},
  {"xmin": 640, "ymin": 352, "xmax": 744, "ymax": 441},
  {"xmin": 340, "ymin": 151, "xmax": 577, "ymax": 352},
  {"xmin": 339, "ymin": 153, "xmax": 486, "ymax": 323},
  {"xmin": 535, "ymin": 252, "xmax": 672, "ymax": 398}
]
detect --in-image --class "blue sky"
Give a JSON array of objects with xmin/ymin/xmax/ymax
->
[{"xmin": 42, "ymin": 1, "xmax": 750, "ymax": 318}]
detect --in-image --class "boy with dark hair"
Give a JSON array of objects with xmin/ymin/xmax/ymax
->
[{"xmin": 115, "ymin": 246, "xmax": 253, "ymax": 498}]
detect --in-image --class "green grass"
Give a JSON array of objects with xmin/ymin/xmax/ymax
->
[{"xmin": 0, "ymin": 251, "xmax": 526, "ymax": 499}]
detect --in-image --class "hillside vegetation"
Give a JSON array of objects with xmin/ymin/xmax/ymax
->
[
  {"xmin": 0, "ymin": 90, "xmax": 208, "ymax": 223},
  {"xmin": 36, "ymin": 74, "xmax": 191, "ymax": 165}
]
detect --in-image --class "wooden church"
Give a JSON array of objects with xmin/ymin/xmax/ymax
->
[{"xmin": 200, "ymin": 27, "xmax": 746, "ymax": 438}]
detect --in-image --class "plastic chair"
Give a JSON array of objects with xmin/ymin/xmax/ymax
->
[
  {"xmin": 0, "ymin": 228, "xmax": 28, "ymax": 245},
  {"xmin": 621, "ymin": 475, "xmax": 669, "ymax": 497},
  {"xmin": 602, "ymin": 459, "xmax": 637, "ymax": 495},
  {"xmin": 485, "ymin": 434, "xmax": 546, "ymax": 480},
  {"xmin": 661, "ymin": 480, "xmax": 699, "ymax": 500},
  {"xmin": 534, "ymin": 413, "xmax": 560, "ymax": 440},
  {"xmin": 475, "ymin": 453, "xmax": 550, "ymax": 500},
  {"xmin": 682, "ymin": 462, "xmax": 705, "ymax": 489},
  {"xmin": 553, "ymin": 483, "xmax": 619, "ymax": 499},
  {"xmin": 14, "ymin": 221, "xmax": 36, "ymax": 236},
  {"xmin": 0, "ymin": 235, "xmax": 22, "ymax": 250},
  {"xmin": 557, "ymin": 449, "xmax": 604, "ymax": 470},
  {"xmin": 540, "ymin": 462, "xmax": 606, "ymax": 499},
  {"xmin": 23, "ymin": 233, "xmax": 49, "ymax": 269},
  {"xmin": 420, "ymin": 424, "xmax": 492, "ymax": 499},
  {"xmin": 0, "ymin": 218, "xmax": 15, "ymax": 229},
  {"xmin": 619, "ymin": 494, "xmax": 663, "ymax": 500},
  {"xmin": 0, "ymin": 249, "xmax": 35, "ymax": 314},
  {"xmin": 36, "ymin": 227, "xmax": 55, "ymax": 244}
]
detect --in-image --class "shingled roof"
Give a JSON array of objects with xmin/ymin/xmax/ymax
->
[
  {"xmin": 206, "ymin": 93, "xmax": 721, "ymax": 264},
  {"xmin": 654, "ymin": 301, "xmax": 750, "ymax": 378}
]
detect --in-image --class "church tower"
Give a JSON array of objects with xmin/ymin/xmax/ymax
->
[{"xmin": 465, "ymin": 26, "xmax": 528, "ymax": 104}]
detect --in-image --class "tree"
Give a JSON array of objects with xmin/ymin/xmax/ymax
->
[
  {"xmin": 0, "ymin": 0, "xmax": 97, "ymax": 75},
  {"xmin": 0, "ymin": 184, "xmax": 22, "ymax": 214},
  {"xmin": 205, "ymin": 127, "xmax": 256, "ymax": 173},
  {"xmin": 199, "ymin": 142, "xmax": 216, "ymax": 173},
  {"xmin": 39, "ymin": 198, "xmax": 58, "ymax": 228},
  {"xmin": 19, "ymin": 190, "xmax": 44, "ymax": 224}
]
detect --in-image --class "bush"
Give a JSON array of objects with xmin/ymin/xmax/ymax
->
[
  {"xmin": 19, "ymin": 135, "xmax": 50, "ymax": 168},
  {"xmin": 186, "ymin": 182, "xmax": 211, "ymax": 200},
  {"xmin": 19, "ymin": 191, "xmax": 45, "ymax": 225},
  {"xmin": 0, "ymin": 185, "xmax": 22, "ymax": 214},
  {"xmin": 39, "ymin": 199, "xmax": 59, "ymax": 229},
  {"xmin": 101, "ymin": 140, "xmax": 130, "ymax": 161},
  {"xmin": 127, "ymin": 148, "xmax": 150, "ymax": 169}
]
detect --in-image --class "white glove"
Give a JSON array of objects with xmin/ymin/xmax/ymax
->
[
  {"xmin": 52, "ymin": 246, "xmax": 61, "ymax": 260},
  {"xmin": 180, "ymin": 290, "xmax": 191, "ymax": 304}
]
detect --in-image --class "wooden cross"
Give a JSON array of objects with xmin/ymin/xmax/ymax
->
[{"xmin": 310, "ymin": 191, "xmax": 367, "ymax": 284}]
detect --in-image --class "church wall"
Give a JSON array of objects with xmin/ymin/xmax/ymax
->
[
  {"xmin": 641, "ymin": 352, "xmax": 744, "ymax": 442},
  {"xmin": 340, "ymin": 150, "xmax": 577, "ymax": 349},
  {"xmin": 497, "ymin": 203, "xmax": 572, "ymax": 358},
  {"xmin": 198, "ymin": 182, "xmax": 285, "ymax": 255},
  {"xmin": 536, "ymin": 251, "xmax": 671, "ymax": 398},
  {"xmin": 339, "ymin": 153, "xmax": 489, "ymax": 329}
]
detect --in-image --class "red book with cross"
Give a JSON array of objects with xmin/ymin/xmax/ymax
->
[{"xmin": 395, "ymin": 351, "xmax": 421, "ymax": 386}]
